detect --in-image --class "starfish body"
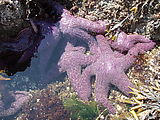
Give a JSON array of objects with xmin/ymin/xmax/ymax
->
[
  {"xmin": 59, "ymin": 34, "xmax": 155, "ymax": 113},
  {"xmin": 78, "ymin": 35, "xmax": 136, "ymax": 113},
  {"xmin": 58, "ymin": 42, "xmax": 97, "ymax": 97}
]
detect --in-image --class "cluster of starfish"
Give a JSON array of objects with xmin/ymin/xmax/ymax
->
[
  {"xmin": 58, "ymin": 32, "xmax": 155, "ymax": 113},
  {"xmin": 0, "ymin": 1, "xmax": 106, "ymax": 117},
  {"xmin": 0, "ymin": 1, "xmax": 155, "ymax": 117}
]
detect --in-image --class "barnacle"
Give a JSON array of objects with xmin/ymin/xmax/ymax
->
[
  {"xmin": 152, "ymin": 12, "xmax": 160, "ymax": 19},
  {"xmin": 18, "ymin": 88, "xmax": 70, "ymax": 120},
  {"xmin": 108, "ymin": 46, "xmax": 160, "ymax": 120}
]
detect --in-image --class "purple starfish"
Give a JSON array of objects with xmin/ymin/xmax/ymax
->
[
  {"xmin": 109, "ymin": 31, "xmax": 155, "ymax": 53},
  {"xmin": 0, "ymin": 1, "xmax": 106, "ymax": 80},
  {"xmin": 58, "ymin": 34, "xmax": 155, "ymax": 113},
  {"xmin": 0, "ymin": 1, "xmax": 156, "ymax": 116},
  {"xmin": 16, "ymin": 2, "xmax": 106, "ymax": 82},
  {"xmin": 0, "ymin": 91, "xmax": 29, "ymax": 117},
  {"xmin": 19, "ymin": 1, "xmax": 106, "ymax": 63},
  {"xmin": 0, "ymin": 1, "xmax": 106, "ymax": 117},
  {"xmin": 58, "ymin": 42, "xmax": 97, "ymax": 92}
]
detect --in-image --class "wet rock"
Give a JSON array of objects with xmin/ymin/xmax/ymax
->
[{"xmin": 0, "ymin": 0, "xmax": 29, "ymax": 42}]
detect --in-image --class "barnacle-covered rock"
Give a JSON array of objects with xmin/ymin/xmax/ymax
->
[
  {"xmin": 107, "ymin": 46, "xmax": 160, "ymax": 119},
  {"xmin": 17, "ymin": 88, "xmax": 70, "ymax": 120},
  {"xmin": 128, "ymin": 46, "xmax": 160, "ymax": 86},
  {"xmin": 0, "ymin": 0, "xmax": 29, "ymax": 42},
  {"xmin": 146, "ymin": 19, "xmax": 160, "ymax": 41}
]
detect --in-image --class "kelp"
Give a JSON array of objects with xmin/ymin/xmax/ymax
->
[{"xmin": 63, "ymin": 96, "xmax": 101, "ymax": 120}]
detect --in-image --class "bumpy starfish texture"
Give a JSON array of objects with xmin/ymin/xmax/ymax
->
[
  {"xmin": 110, "ymin": 31, "xmax": 155, "ymax": 53},
  {"xmin": 0, "ymin": 1, "xmax": 156, "ymax": 116},
  {"xmin": 58, "ymin": 43, "xmax": 97, "ymax": 96},
  {"xmin": 17, "ymin": 2, "xmax": 106, "ymax": 82},
  {"xmin": 0, "ymin": 91, "xmax": 29, "ymax": 117},
  {"xmin": 19, "ymin": 1, "xmax": 106, "ymax": 64},
  {"xmin": 0, "ymin": 1, "xmax": 106, "ymax": 80},
  {"xmin": 59, "ymin": 34, "xmax": 155, "ymax": 113},
  {"xmin": 0, "ymin": 2, "xmax": 106, "ymax": 117}
]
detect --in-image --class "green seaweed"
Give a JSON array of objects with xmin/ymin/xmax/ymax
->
[{"xmin": 63, "ymin": 96, "xmax": 100, "ymax": 120}]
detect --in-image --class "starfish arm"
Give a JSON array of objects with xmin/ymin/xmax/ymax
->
[
  {"xmin": 59, "ymin": 46, "xmax": 95, "ymax": 100},
  {"xmin": 110, "ymin": 32, "xmax": 155, "ymax": 53},
  {"xmin": 111, "ymin": 72, "xmax": 134, "ymax": 96},
  {"xmin": 67, "ymin": 67, "xmax": 81, "ymax": 89},
  {"xmin": 0, "ymin": 91, "xmax": 29, "ymax": 117},
  {"xmin": 58, "ymin": 45, "xmax": 96, "ymax": 73},
  {"xmin": 60, "ymin": 10, "xmax": 106, "ymax": 34},
  {"xmin": 127, "ymin": 34, "xmax": 152, "ymax": 43},
  {"xmin": 95, "ymin": 74, "xmax": 116, "ymax": 113},
  {"xmin": 51, "ymin": 1, "xmax": 106, "ymax": 34},
  {"xmin": 109, "ymin": 32, "xmax": 129, "ymax": 52},
  {"xmin": 130, "ymin": 42, "xmax": 156, "ymax": 54},
  {"xmin": 113, "ymin": 51, "xmax": 124, "ymax": 58},
  {"xmin": 68, "ymin": 67, "xmax": 92, "ymax": 101},
  {"xmin": 63, "ymin": 28, "xmax": 98, "ymax": 54},
  {"xmin": 73, "ymin": 17, "xmax": 106, "ymax": 33},
  {"xmin": 65, "ymin": 42, "xmax": 86, "ymax": 53},
  {"xmin": 96, "ymin": 35, "xmax": 114, "ymax": 55},
  {"xmin": 118, "ymin": 52, "xmax": 136, "ymax": 71},
  {"xmin": 119, "ymin": 41, "xmax": 155, "ymax": 70}
]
